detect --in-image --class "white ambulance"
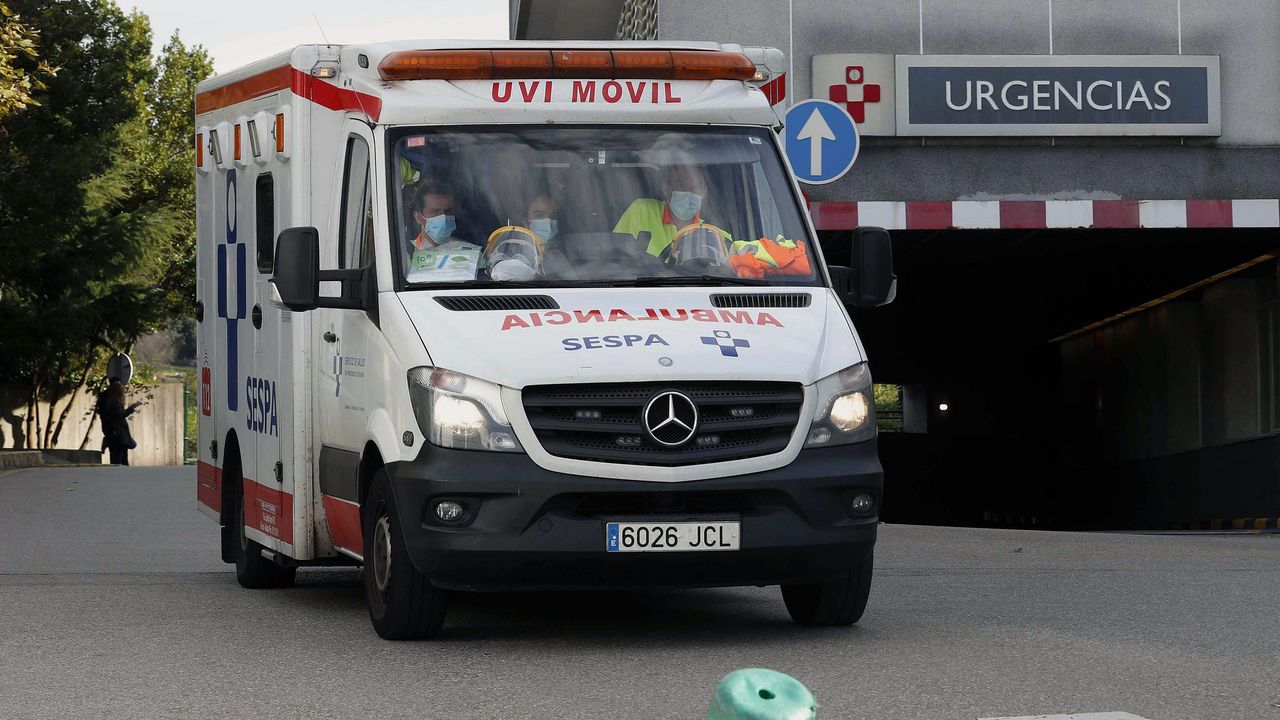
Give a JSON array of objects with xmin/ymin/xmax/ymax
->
[{"xmin": 194, "ymin": 40, "xmax": 895, "ymax": 640}]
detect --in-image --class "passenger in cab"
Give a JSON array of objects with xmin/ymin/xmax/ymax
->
[
  {"xmin": 405, "ymin": 180, "xmax": 484, "ymax": 283},
  {"xmin": 525, "ymin": 192, "xmax": 558, "ymax": 244},
  {"xmin": 613, "ymin": 163, "xmax": 722, "ymax": 262}
]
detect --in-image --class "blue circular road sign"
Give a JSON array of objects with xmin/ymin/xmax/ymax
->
[{"xmin": 783, "ymin": 99, "xmax": 860, "ymax": 185}]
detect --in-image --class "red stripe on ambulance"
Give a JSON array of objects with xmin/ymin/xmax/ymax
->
[
  {"xmin": 243, "ymin": 477, "xmax": 294, "ymax": 545},
  {"xmin": 322, "ymin": 496, "xmax": 364, "ymax": 557},
  {"xmin": 289, "ymin": 69, "xmax": 382, "ymax": 121},
  {"xmin": 195, "ymin": 66, "xmax": 291, "ymax": 113},
  {"xmin": 197, "ymin": 460, "xmax": 221, "ymax": 513},
  {"xmin": 195, "ymin": 66, "xmax": 381, "ymax": 121}
]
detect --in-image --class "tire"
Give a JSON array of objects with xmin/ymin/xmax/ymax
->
[
  {"xmin": 782, "ymin": 551, "xmax": 873, "ymax": 627},
  {"xmin": 363, "ymin": 468, "xmax": 448, "ymax": 640},
  {"xmin": 230, "ymin": 461, "xmax": 296, "ymax": 589}
]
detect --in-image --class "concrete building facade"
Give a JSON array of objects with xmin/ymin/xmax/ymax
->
[{"xmin": 511, "ymin": 0, "xmax": 1280, "ymax": 528}]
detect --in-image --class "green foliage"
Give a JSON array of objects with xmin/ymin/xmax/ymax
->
[
  {"xmin": 141, "ymin": 33, "xmax": 214, "ymax": 317},
  {"xmin": 874, "ymin": 383, "xmax": 904, "ymax": 432},
  {"xmin": 0, "ymin": 2, "xmax": 55, "ymax": 120},
  {"xmin": 0, "ymin": 0, "xmax": 213, "ymax": 448}
]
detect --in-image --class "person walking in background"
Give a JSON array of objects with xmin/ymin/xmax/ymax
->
[{"xmin": 98, "ymin": 376, "xmax": 139, "ymax": 465}]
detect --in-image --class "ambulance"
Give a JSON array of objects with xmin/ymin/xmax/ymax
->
[{"xmin": 193, "ymin": 40, "xmax": 895, "ymax": 640}]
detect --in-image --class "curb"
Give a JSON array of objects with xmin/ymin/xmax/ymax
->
[
  {"xmin": 0, "ymin": 451, "xmax": 44, "ymax": 469},
  {"xmin": 0, "ymin": 450, "xmax": 105, "ymax": 470}
]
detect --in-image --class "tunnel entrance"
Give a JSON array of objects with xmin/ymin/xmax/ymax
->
[{"xmin": 840, "ymin": 227, "xmax": 1280, "ymax": 530}]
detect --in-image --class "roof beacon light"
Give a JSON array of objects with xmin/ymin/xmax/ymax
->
[{"xmin": 378, "ymin": 49, "xmax": 755, "ymax": 82}]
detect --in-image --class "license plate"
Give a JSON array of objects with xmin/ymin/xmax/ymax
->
[{"xmin": 605, "ymin": 521, "xmax": 740, "ymax": 553}]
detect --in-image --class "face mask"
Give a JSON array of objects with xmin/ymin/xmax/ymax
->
[
  {"xmin": 529, "ymin": 218, "xmax": 557, "ymax": 242},
  {"xmin": 668, "ymin": 191, "xmax": 702, "ymax": 222},
  {"xmin": 422, "ymin": 213, "xmax": 455, "ymax": 244},
  {"xmin": 491, "ymin": 258, "xmax": 537, "ymax": 282}
]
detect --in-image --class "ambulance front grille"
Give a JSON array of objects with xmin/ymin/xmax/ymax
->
[
  {"xmin": 521, "ymin": 381, "xmax": 803, "ymax": 466},
  {"xmin": 434, "ymin": 295, "xmax": 559, "ymax": 312},
  {"xmin": 710, "ymin": 292, "xmax": 811, "ymax": 308}
]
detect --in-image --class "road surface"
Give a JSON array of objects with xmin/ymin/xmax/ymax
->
[{"xmin": 0, "ymin": 465, "xmax": 1276, "ymax": 719}]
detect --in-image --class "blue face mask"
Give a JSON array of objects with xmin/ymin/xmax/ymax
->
[
  {"xmin": 422, "ymin": 214, "xmax": 455, "ymax": 244},
  {"xmin": 668, "ymin": 190, "xmax": 702, "ymax": 222},
  {"xmin": 529, "ymin": 217, "xmax": 557, "ymax": 242}
]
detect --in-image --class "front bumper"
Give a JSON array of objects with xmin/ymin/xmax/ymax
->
[{"xmin": 385, "ymin": 440, "xmax": 882, "ymax": 591}]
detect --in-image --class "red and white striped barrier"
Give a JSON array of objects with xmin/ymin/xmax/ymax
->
[{"xmin": 808, "ymin": 199, "xmax": 1280, "ymax": 231}]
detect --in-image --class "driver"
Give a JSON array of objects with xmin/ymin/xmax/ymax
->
[{"xmin": 613, "ymin": 163, "xmax": 724, "ymax": 263}]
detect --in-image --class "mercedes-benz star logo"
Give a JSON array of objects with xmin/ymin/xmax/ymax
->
[{"xmin": 643, "ymin": 391, "xmax": 699, "ymax": 447}]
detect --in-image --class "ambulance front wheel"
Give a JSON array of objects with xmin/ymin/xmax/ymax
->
[
  {"xmin": 781, "ymin": 551, "xmax": 873, "ymax": 627},
  {"xmin": 230, "ymin": 460, "xmax": 296, "ymax": 589},
  {"xmin": 363, "ymin": 468, "xmax": 448, "ymax": 640}
]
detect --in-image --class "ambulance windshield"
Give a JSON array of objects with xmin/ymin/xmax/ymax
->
[{"xmin": 390, "ymin": 126, "xmax": 820, "ymax": 287}]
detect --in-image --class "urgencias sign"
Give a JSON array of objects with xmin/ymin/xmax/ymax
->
[{"xmin": 896, "ymin": 55, "xmax": 1220, "ymax": 136}]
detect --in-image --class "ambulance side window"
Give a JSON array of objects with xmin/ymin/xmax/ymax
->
[
  {"xmin": 255, "ymin": 173, "xmax": 274, "ymax": 272},
  {"xmin": 338, "ymin": 135, "xmax": 373, "ymax": 270}
]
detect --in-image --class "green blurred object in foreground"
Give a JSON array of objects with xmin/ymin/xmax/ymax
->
[{"xmin": 707, "ymin": 668, "xmax": 817, "ymax": 720}]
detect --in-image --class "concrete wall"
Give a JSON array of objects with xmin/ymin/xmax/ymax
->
[
  {"xmin": 0, "ymin": 383, "xmax": 185, "ymax": 466},
  {"xmin": 656, "ymin": 0, "xmax": 1280, "ymax": 201}
]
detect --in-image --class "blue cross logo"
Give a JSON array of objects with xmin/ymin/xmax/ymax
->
[
  {"xmin": 216, "ymin": 169, "xmax": 246, "ymax": 411},
  {"xmin": 701, "ymin": 330, "xmax": 751, "ymax": 357}
]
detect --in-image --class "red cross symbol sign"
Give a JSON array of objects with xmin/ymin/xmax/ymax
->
[{"xmin": 827, "ymin": 66, "xmax": 882, "ymax": 123}]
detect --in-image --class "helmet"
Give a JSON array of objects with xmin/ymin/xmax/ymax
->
[
  {"xmin": 670, "ymin": 223, "xmax": 730, "ymax": 271},
  {"xmin": 485, "ymin": 226, "xmax": 544, "ymax": 281}
]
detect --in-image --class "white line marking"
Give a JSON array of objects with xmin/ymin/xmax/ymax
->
[{"xmin": 977, "ymin": 707, "xmax": 1152, "ymax": 712}]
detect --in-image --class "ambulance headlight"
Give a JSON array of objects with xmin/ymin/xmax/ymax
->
[
  {"xmin": 407, "ymin": 367, "xmax": 523, "ymax": 452},
  {"xmin": 806, "ymin": 363, "xmax": 876, "ymax": 447}
]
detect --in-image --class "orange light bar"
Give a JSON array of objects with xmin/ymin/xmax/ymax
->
[
  {"xmin": 550, "ymin": 49, "xmax": 613, "ymax": 77},
  {"xmin": 611, "ymin": 50, "xmax": 675, "ymax": 79},
  {"xmin": 379, "ymin": 49, "xmax": 755, "ymax": 82},
  {"xmin": 380, "ymin": 49, "xmax": 493, "ymax": 80},
  {"xmin": 670, "ymin": 50, "xmax": 756, "ymax": 81},
  {"xmin": 492, "ymin": 49, "xmax": 553, "ymax": 78},
  {"xmin": 274, "ymin": 113, "xmax": 285, "ymax": 153},
  {"xmin": 195, "ymin": 133, "xmax": 203, "ymax": 167},
  {"xmin": 233, "ymin": 124, "xmax": 242, "ymax": 160}
]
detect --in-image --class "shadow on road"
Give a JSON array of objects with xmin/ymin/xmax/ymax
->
[{"xmin": 277, "ymin": 567, "xmax": 865, "ymax": 644}]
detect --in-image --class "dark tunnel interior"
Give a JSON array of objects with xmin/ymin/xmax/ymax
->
[{"xmin": 825, "ymin": 227, "xmax": 1280, "ymax": 529}]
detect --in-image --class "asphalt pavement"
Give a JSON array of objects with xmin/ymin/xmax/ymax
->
[{"xmin": 0, "ymin": 465, "xmax": 1276, "ymax": 720}]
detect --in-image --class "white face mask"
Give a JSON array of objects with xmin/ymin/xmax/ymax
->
[{"xmin": 490, "ymin": 258, "xmax": 537, "ymax": 281}]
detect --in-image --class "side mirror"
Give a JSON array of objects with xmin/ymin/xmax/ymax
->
[
  {"xmin": 271, "ymin": 227, "xmax": 320, "ymax": 312},
  {"xmin": 270, "ymin": 226, "xmax": 368, "ymax": 312},
  {"xmin": 851, "ymin": 226, "xmax": 896, "ymax": 306},
  {"xmin": 829, "ymin": 226, "xmax": 896, "ymax": 307}
]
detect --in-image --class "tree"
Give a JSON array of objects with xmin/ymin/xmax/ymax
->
[
  {"xmin": 139, "ymin": 33, "xmax": 213, "ymax": 318},
  {"xmin": 0, "ymin": 2, "xmax": 55, "ymax": 121},
  {"xmin": 0, "ymin": 1, "xmax": 211, "ymax": 449}
]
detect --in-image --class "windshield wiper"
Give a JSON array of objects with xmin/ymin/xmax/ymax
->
[{"xmin": 619, "ymin": 275, "xmax": 771, "ymax": 287}]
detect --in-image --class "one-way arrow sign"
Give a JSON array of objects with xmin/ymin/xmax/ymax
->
[
  {"xmin": 783, "ymin": 99, "xmax": 859, "ymax": 185},
  {"xmin": 796, "ymin": 107, "xmax": 836, "ymax": 177}
]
